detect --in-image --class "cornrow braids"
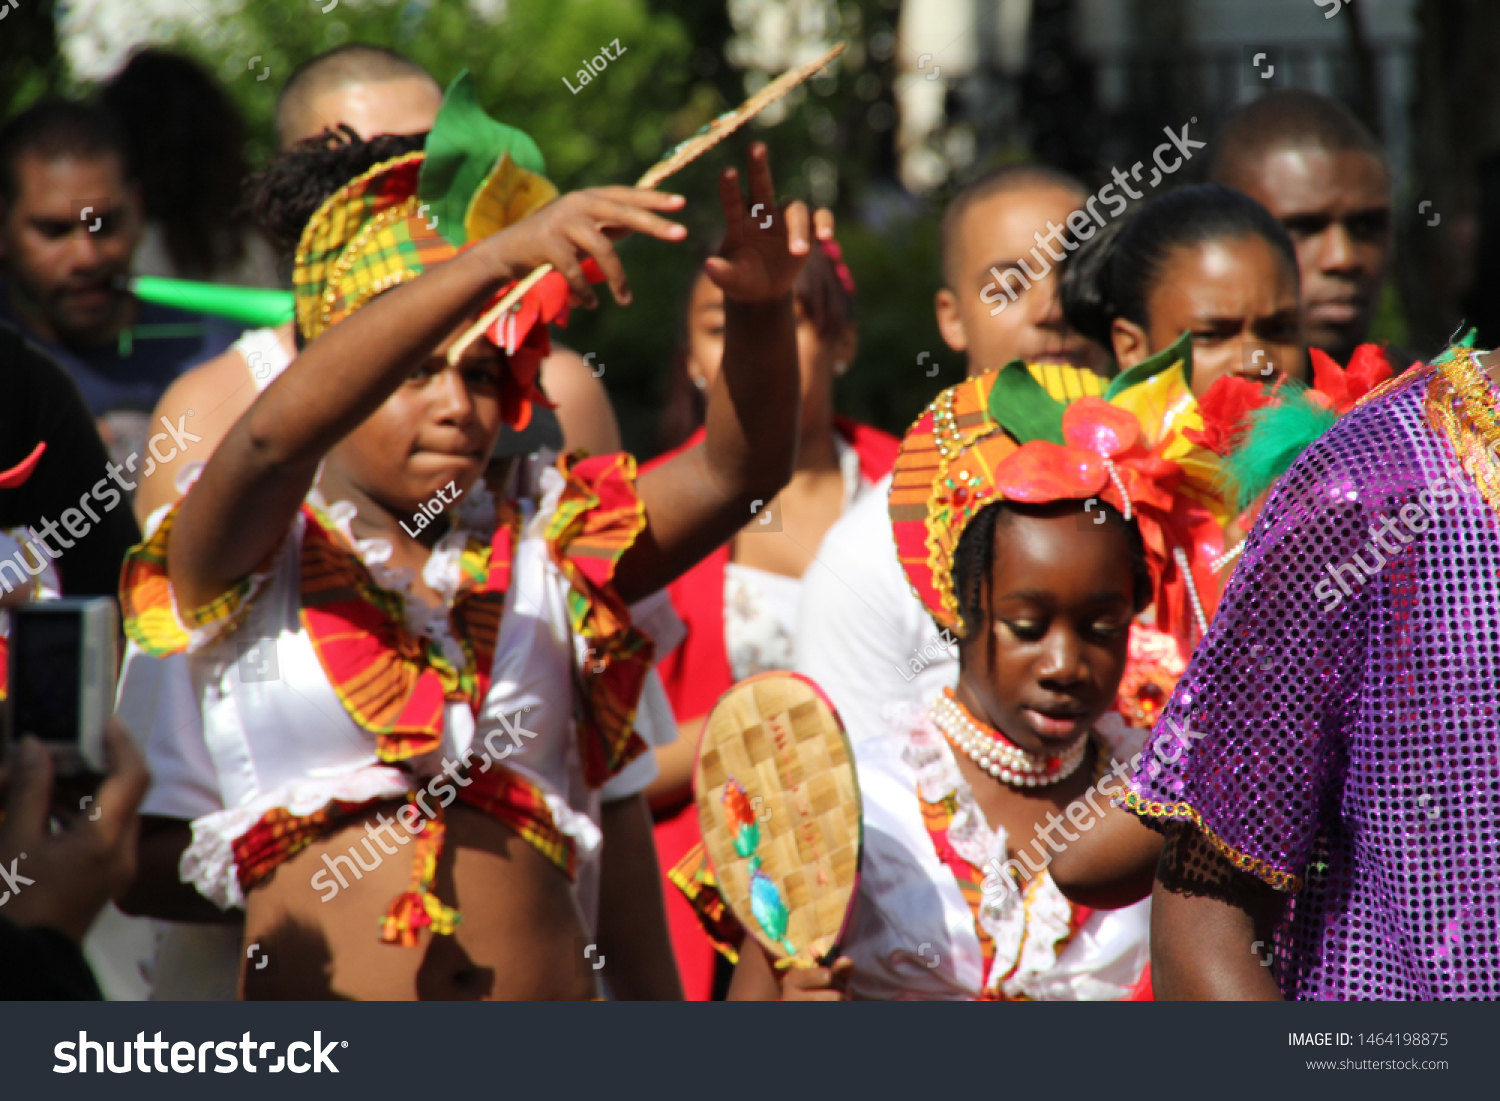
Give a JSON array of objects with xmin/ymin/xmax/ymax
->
[
  {"xmin": 950, "ymin": 499, "xmax": 1153, "ymax": 639},
  {"xmin": 954, "ymin": 501, "xmax": 1004, "ymax": 634},
  {"xmin": 242, "ymin": 125, "xmax": 428, "ymax": 257}
]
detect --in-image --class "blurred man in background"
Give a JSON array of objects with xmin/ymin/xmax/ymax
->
[
  {"xmin": 1210, "ymin": 89, "xmax": 1411, "ymax": 365},
  {"xmin": 794, "ymin": 166, "xmax": 1107, "ymax": 747},
  {"xmin": 0, "ymin": 99, "xmax": 238, "ymax": 461}
]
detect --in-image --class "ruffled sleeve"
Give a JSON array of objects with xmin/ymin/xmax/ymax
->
[
  {"xmin": 120, "ymin": 503, "xmax": 279, "ymax": 657},
  {"xmin": 542, "ymin": 451, "xmax": 655, "ymax": 787}
]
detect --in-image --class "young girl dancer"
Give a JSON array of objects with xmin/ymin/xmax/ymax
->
[
  {"xmin": 729, "ymin": 362, "xmax": 1218, "ymax": 999},
  {"xmin": 121, "ymin": 76, "xmax": 831, "ymax": 999}
]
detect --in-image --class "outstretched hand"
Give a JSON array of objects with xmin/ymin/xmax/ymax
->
[
  {"xmin": 493, "ymin": 186, "xmax": 688, "ymax": 310},
  {"xmin": 706, "ymin": 143, "xmax": 835, "ymax": 303}
]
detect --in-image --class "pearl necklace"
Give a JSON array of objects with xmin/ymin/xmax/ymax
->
[{"xmin": 931, "ymin": 691, "xmax": 1089, "ymax": 788}]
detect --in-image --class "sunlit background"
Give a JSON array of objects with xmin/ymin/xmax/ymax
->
[{"xmin": 5, "ymin": 0, "xmax": 1492, "ymax": 452}]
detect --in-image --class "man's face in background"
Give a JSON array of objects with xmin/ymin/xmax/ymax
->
[
  {"xmin": 1232, "ymin": 144, "xmax": 1393, "ymax": 362},
  {"xmin": 936, "ymin": 184, "xmax": 1109, "ymax": 378},
  {"xmin": 0, "ymin": 151, "xmax": 143, "ymax": 349},
  {"xmin": 279, "ymin": 75, "xmax": 444, "ymax": 147}
]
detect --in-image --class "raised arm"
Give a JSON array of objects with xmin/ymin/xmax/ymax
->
[
  {"xmin": 616, "ymin": 144, "xmax": 832, "ymax": 605},
  {"xmin": 168, "ymin": 188, "xmax": 686, "ymax": 611}
]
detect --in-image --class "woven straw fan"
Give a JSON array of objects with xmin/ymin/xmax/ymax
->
[
  {"xmin": 446, "ymin": 41, "xmax": 847, "ymax": 365},
  {"xmin": 695, "ymin": 671, "xmax": 863, "ymax": 968}
]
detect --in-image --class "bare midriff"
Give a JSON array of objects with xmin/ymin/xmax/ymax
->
[{"xmin": 239, "ymin": 800, "xmax": 595, "ymax": 1000}]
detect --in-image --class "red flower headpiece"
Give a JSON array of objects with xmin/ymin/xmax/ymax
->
[
  {"xmin": 477, "ymin": 257, "xmax": 606, "ymax": 429},
  {"xmin": 890, "ymin": 363, "xmax": 1223, "ymax": 642}
]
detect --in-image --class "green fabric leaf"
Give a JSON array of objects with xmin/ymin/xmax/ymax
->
[
  {"xmin": 1105, "ymin": 329, "xmax": 1195, "ymax": 400},
  {"xmin": 418, "ymin": 70, "xmax": 547, "ymax": 248},
  {"xmin": 1220, "ymin": 384, "xmax": 1338, "ymax": 512},
  {"xmin": 986, "ymin": 359, "xmax": 1067, "ymax": 445}
]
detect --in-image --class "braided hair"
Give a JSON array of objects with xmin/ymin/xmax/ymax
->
[
  {"xmin": 951, "ymin": 499, "xmax": 1152, "ymax": 638},
  {"xmin": 242, "ymin": 125, "xmax": 428, "ymax": 258}
]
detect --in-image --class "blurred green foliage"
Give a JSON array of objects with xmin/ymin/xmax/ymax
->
[{"xmin": 0, "ymin": 0, "xmax": 65, "ymax": 115}]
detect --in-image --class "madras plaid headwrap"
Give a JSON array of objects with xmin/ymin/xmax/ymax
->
[
  {"xmin": 293, "ymin": 153, "xmax": 459, "ymax": 343},
  {"xmin": 889, "ymin": 363, "xmax": 1107, "ymax": 637}
]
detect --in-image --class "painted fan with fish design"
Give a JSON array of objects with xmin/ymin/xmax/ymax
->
[{"xmin": 694, "ymin": 671, "xmax": 863, "ymax": 967}]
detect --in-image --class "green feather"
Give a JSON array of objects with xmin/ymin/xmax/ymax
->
[
  {"xmin": 1220, "ymin": 384, "xmax": 1338, "ymax": 513},
  {"xmin": 1105, "ymin": 329, "xmax": 1194, "ymax": 400},
  {"xmin": 987, "ymin": 359, "xmax": 1067, "ymax": 445},
  {"xmin": 418, "ymin": 71, "xmax": 547, "ymax": 248}
]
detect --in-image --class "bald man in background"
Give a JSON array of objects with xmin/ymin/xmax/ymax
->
[
  {"xmin": 135, "ymin": 44, "xmax": 621, "ymax": 522},
  {"xmin": 1210, "ymin": 90, "xmax": 1416, "ymax": 366}
]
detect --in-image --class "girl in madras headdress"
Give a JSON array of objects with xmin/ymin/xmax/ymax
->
[
  {"xmin": 730, "ymin": 361, "xmax": 1222, "ymax": 1000},
  {"xmin": 119, "ymin": 73, "xmax": 833, "ymax": 999}
]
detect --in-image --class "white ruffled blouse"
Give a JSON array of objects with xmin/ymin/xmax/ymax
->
[
  {"xmin": 843, "ymin": 704, "xmax": 1151, "ymax": 1000},
  {"xmin": 140, "ymin": 467, "xmax": 677, "ymax": 911}
]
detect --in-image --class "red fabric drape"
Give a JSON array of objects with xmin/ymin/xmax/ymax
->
[{"xmin": 641, "ymin": 418, "xmax": 897, "ymax": 998}]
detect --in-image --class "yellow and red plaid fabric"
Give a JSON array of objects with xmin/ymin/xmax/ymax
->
[
  {"xmin": 541, "ymin": 450, "xmax": 654, "ymax": 788},
  {"xmin": 456, "ymin": 760, "xmax": 578, "ymax": 879},
  {"xmin": 667, "ymin": 842, "xmax": 744, "ymax": 963},
  {"xmin": 229, "ymin": 763, "xmax": 573, "ymax": 948},
  {"xmin": 292, "ymin": 153, "xmax": 459, "ymax": 343},
  {"xmin": 120, "ymin": 506, "xmax": 269, "ymax": 656},
  {"xmin": 916, "ymin": 783, "xmax": 1089, "ymax": 1001}
]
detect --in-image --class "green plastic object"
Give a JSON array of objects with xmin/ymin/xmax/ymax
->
[{"xmin": 130, "ymin": 276, "xmax": 295, "ymax": 328}]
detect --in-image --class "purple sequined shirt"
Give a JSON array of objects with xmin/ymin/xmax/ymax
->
[{"xmin": 1124, "ymin": 350, "xmax": 1499, "ymax": 1000}]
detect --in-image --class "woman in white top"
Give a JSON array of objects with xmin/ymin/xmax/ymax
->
[{"xmin": 121, "ymin": 81, "xmax": 832, "ymax": 1000}]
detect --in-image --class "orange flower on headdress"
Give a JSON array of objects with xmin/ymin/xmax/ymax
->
[{"xmin": 992, "ymin": 398, "xmax": 1221, "ymax": 643}]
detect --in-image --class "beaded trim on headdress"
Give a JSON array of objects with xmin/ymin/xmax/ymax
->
[{"xmin": 890, "ymin": 363, "xmax": 1106, "ymax": 638}]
